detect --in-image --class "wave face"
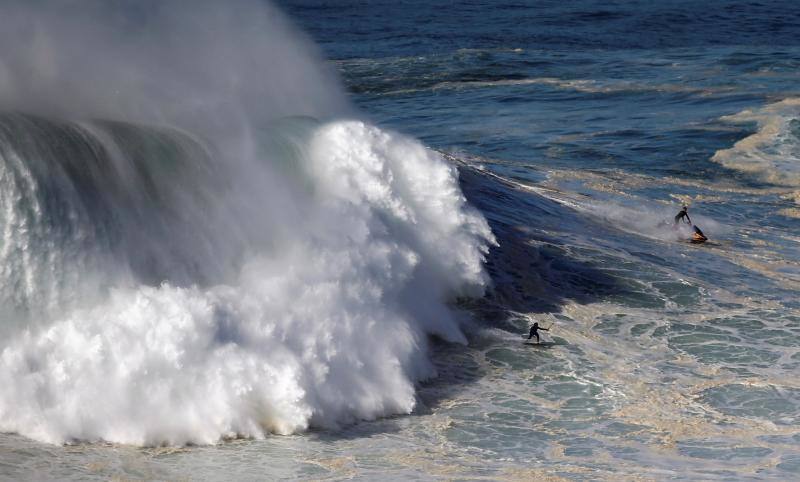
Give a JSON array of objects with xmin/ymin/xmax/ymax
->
[{"xmin": 0, "ymin": 1, "xmax": 493, "ymax": 445}]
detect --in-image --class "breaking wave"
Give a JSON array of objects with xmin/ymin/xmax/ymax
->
[{"xmin": 0, "ymin": 0, "xmax": 493, "ymax": 445}]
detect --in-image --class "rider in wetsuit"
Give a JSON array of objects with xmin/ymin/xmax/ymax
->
[
  {"xmin": 527, "ymin": 322, "xmax": 549, "ymax": 343},
  {"xmin": 674, "ymin": 205, "xmax": 692, "ymax": 226}
]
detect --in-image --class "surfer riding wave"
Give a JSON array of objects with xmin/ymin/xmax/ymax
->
[{"xmin": 527, "ymin": 321, "xmax": 549, "ymax": 343}]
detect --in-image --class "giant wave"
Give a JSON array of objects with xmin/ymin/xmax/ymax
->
[{"xmin": 0, "ymin": 0, "xmax": 494, "ymax": 445}]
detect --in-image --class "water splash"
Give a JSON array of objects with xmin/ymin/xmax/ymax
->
[{"xmin": 0, "ymin": 0, "xmax": 494, "ymax": 445}]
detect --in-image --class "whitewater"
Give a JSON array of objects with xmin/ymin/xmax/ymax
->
[{"xmin": 0, "ymin": 0, "xmax": 493, "ymax": 446}]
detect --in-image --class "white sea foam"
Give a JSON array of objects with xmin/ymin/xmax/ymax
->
[
  {"xmin": 712, "ymin": 98, "xmax": 800, "ymax": 190},
  {"xmin": 0, "ymin": 120, "xmax": 494, "ymax": 446}
]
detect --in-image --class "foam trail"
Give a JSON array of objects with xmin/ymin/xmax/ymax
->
[
  {"xmin": 577, "ymin": 201, "xmax": 724, "ymax": 243},
  {"xmin": 0, "ymin": 0, "xmax": 494, "ymax": 445}
]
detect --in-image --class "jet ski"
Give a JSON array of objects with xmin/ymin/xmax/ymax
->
[
  {"xmin": 656, "ymin": 220, "xmax": 708, "ymax": 244},
  {"xmin": 689, "ymin": 225, "xmax": 708, "ymax": 244}
]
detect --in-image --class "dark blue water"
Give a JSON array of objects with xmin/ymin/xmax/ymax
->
[
  {"xmin": 283, "ymin": 1, "xmax": 800, "ymax": 193},
  {"xmin": 284, "ymin": 1, "xmax": 800, "ymax": 54},
  {"xmin": 281, "ymin": 0, "xmax": 800, "ymax": 258},
  {"xmin": 276, "ymin": 1, "xmax": 800, "ymax": 478}
]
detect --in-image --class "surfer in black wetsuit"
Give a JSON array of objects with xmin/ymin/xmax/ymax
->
[
  {"xmin": 674, "ymin": 205, "xmax": 691, "ymax": 226},
  {"xmin": 527, "ymin": 322, "xmax": 549, "ymax": 343}
]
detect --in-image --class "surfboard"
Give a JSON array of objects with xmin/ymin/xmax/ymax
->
[{"xmin": 523, "ymin": 341, "xmax": 557, "ymax": 347}]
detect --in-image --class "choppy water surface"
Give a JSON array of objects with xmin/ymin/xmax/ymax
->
[{"xmin": 4, "ymin": 0, "xmax": 800, "ymax": 480}]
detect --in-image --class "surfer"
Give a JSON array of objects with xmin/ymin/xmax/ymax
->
[
  {"xmin": 527, "ymin": 322, "xmax": 549, "ymax": 343},
  {"xmin": 674, "ymin": 205, "xmax": 691, "ymax": 226}
]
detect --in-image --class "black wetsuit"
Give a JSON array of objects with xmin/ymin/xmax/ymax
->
[
  {"xmin": 527, "ymin": 322, "xmax": 549, "ymax": 343},
  {"xmin": 674, "ymin": 209, "xmax": 691, "ymax": 225}
]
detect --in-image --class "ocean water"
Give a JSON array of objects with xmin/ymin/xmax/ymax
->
[{"xmin": 2, "ymin": 0, "xmax": 800, "ymax": 480}]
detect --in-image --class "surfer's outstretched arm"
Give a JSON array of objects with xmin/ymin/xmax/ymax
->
[{"xmin": 540, "ymin": 327, "xmax": 549, "ymax": 331}]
